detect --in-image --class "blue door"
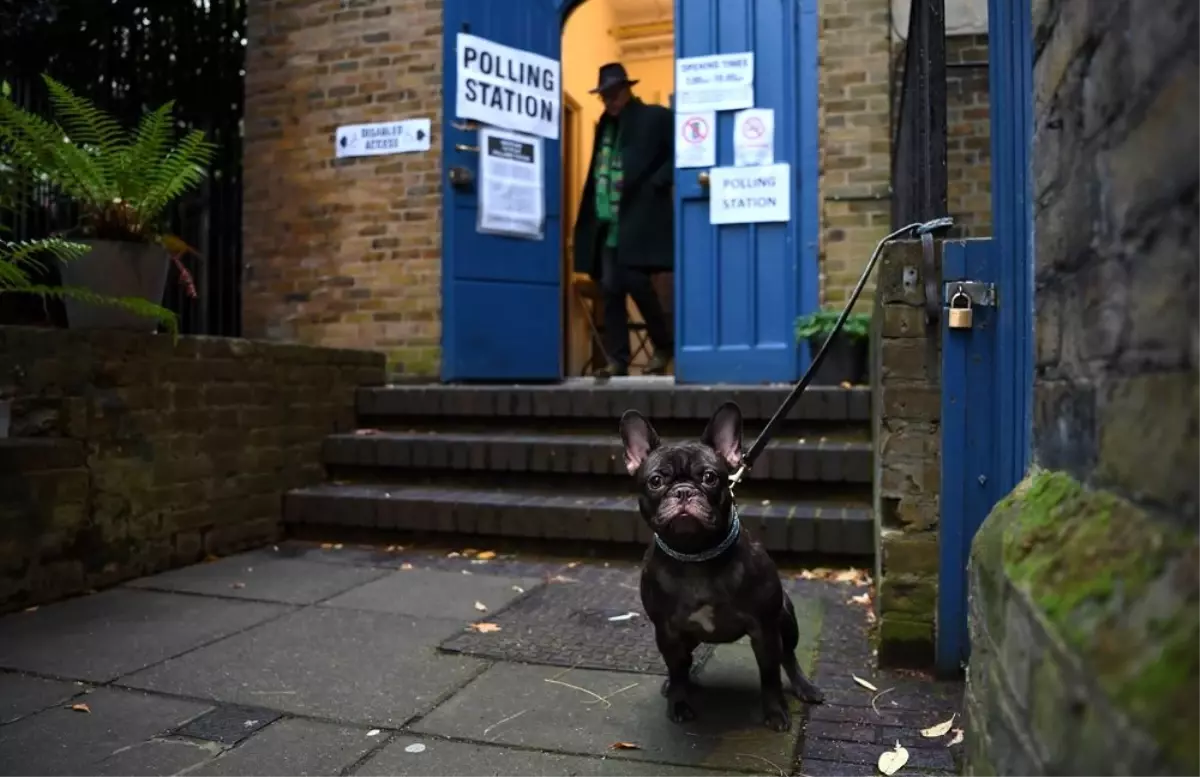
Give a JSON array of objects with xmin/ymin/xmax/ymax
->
[
  {"xmin": 673, "ymin": 0, "xmax": 820, "ymax": 384},
  {"xmin": 441, "ymin": 1, "xmax": 562, "ymax": 382},
  {"xmin": 937, "ymin": 0, "xmax": 1034, "ymax": 676}
]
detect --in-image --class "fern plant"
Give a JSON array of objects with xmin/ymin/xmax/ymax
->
[
  {"xmin": 0, "ymin": 77, "xmax": 200, "ymax": 337},
  {"xmin": 794, "ymin": 309, "xmax": 872, "ymax": 344}
]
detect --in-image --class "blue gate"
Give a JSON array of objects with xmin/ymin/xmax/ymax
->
[
  {"xmin": 936, "ymin": 0, "xmax": 1035, "ymax": 676},
  {"xmin": 673, "ymin": 0, "xmax": 820, "ymax": 384}
]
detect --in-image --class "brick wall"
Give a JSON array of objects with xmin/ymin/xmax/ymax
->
[
  {"xmin": 819, "ymin": 0, "xmax": 893, "ymax": 311},
  {"xmin": 945, "ymin": 34, "xmax": 991, "ymax": 238},
  {"xmin": 965, "ymin": 0, "xmax": 1198, "ymax": 772},
  {"xmin": 869, "ymin": 241, "xmax": 942, "ymax": 667},
  {"xmin": 0, "ymin": 327, "xmax": 386, "ymax": 614},
  {"xmin": 242, "ymin": 0, "xmax": 444, "ymax": 376}
]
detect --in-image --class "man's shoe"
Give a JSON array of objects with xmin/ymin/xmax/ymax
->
[
  {"xmin": 643, "ymin": 352, "xmax": 673, "ymax": 376},
  {"xmin": 595, "ymin": 361, "xmax": 629, "ymax": 380}
]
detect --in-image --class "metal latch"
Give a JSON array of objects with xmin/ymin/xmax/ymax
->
[{"xmin": 942, "ymin": 281, "xmax": 996, "ymax": 307}]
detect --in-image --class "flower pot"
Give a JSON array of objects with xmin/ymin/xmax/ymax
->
[
  {"xmin": 58, "ymin": 239, "xmax": 170, "ymax": 332},
  {"xmin": 805, "ymin": 331, "xmax": 868, "ymax": 386}
]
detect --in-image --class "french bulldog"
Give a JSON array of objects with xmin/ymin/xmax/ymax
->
[{"xmin": 619, "ymin": 401, "xmax": 825, "ymax": 731}]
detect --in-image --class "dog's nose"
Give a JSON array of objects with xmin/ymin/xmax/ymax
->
[{"xmin": 669, "ymin": 484, "xmax": 701, "ymax": 500}]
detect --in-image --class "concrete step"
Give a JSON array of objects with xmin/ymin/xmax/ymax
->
[
  {"xmin": 283, "ymin": 483, "xmax": 874, "ymax": 556},
  {"xmin": 357, "ymin": 384, "xmax": 870, "ymax": 425},
  {"xmin": 322, "ymin": 431, "xmax": 872, "ymax": 484}
]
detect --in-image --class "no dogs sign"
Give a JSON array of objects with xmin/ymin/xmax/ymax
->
[{"xmin": 675, "ymin": 110, "xmax": 716, "ymax": 168}]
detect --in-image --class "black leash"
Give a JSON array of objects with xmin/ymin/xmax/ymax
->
[{"xmin": 729, "ymin": 216, "xmax": 955, "ymax": 491}]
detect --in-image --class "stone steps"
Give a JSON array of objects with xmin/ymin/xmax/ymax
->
[
  {"xmin": 284, "ymin": 483, "xmax": 873, "ymax": 555},
  {"xmin": 283, "ymin": 384, "xmax": 876, "ymax": 557}
]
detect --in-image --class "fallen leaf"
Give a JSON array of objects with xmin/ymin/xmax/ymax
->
[
  {"xmin": 566, "ymin": 561, "xmax": 580, "ymax": 569},
  {"xmin": 367, "ymin": 729, "xmax": 381, "ymax": 737},
  {"xmin": 850, "ymin": 592, "xmax": 871, "ymax": 606},
  {"xmin": 833, "ymin": 568, "xmax": 863, "ymax": 583},
  {"xmin": 608, "ymin": 612, "xmax": 640, "ymax": 622},
  {"xmin": 320, "ymin": 543, "xmax": 333, "ymax": 550},
  {"xmin": 921, "ymin": 714, "xmax": 956, "ymax": 738},
  {"xmin": 474, "ymin": 601, "xmax": 488, "ymax": 612},
  {"xmin": 610, "ymin": 741, "xmax": 641, "ymax": 750},
  {"xmin": 404, "ymin": 743, "xmax": 426, "ymax": 753},
  {"xmin": 333, "ymin": 544, "xmax": 343, "ymax": 550},
  {"xmin": 476, "ymin": 550, "xmax": 497, "ymax": 560},
  {"xmin": 470, "ymin": 622, "xmax": 502, "ymax": 633},
  {"xmin": 947, "ymin": 728, "xmax": 964, "ymax": 747},
  {"xmin": 447, "ymin": 552, "xmax": 461, "ymax": 559},
  {"xmin": 400, "ymin": 563, "xmax": 414, "ymax": 570},
  {"xmin": 840, "ymin": 380, "xmax": 853, "ymax": 389},
  {"xmin": 852, "ymin": 674, "xmax": 879, "ymax": 692},
  {"xmin": 354, "ymin": 428, "xmax": 380, "ymax": 436},
  {"xmin": 204, "ymin": 554, "xmax": 220, "ymax": 562},
  {"xmin": 23, "ymin": 606, "xmax": 37, "ymax": 613},
  {"xmin": 512, "ymin": 585, "xmax": 525, "ymax": 593},
  {"xmin": 461, "ymin": 570, "xmax": 473, "ymax": 575},
  {"xmin": 385, "ymin": 545, "xmax": 397, "ymax": 552},
  {"xmin": 70, "ymin": 703, "xmax": 91, "ymax": 713},
  {"xmin": 462, "ymin": 548, "xmax": 479, "ymax": 557},
  {"xmin": 797, "ymin": 569, "xmax": 820, "ymax": 580},
  {"xmin": 230, "ymin": 582, "xmax": 246, "ymax": 590},
  {"xmin": 761, "ymin": 499, "xmax": 771, "ymax": 506},
  {"xmin": 878, "ymin": 741, "xmax": 909, "ymax": 775},
  {"xmin": 548, "ymin": 575, "xmax": 577, "ymax": 584}
]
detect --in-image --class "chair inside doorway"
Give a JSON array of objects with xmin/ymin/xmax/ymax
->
[{"xmin": 561, "ymin": 0, "xmax": 676, "ymax": 377}]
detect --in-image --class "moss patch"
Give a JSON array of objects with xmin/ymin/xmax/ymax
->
[{"xmin": 984, "ymin": 469, "xmax": 1199, "ymax": 773}]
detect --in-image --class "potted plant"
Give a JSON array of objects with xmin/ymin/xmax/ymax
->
[
  {"xmin": 794, "ymin": 309, "xmax": 871, "ymax": 386},
  {"xmin": 0, "ymin": 74, "xmax": 212, "ymax": 331}
]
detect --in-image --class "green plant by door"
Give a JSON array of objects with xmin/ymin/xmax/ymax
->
[{"xmin": 794, "ymin": 309, "xmax": 871, "ymax": 344}]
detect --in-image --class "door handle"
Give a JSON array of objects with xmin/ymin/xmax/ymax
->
[
  {"xmin": 448, "ymin": 166, "xmax": 474, "ymax": 189},
  {"xmin": 697, "ymin": 171, "xmax": 710, "ymax": 187},
  {"xmin": 451, "ymin": 120, "xmax": 481, "ymax": 131},
  {"xmin": 455, "ymin": 143, "xmax": 479, "ymax": 153}
]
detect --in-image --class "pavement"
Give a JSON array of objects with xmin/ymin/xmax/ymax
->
[{"xmin": 0, "ymin": 541, "xmax": 964, "ymax": 776}]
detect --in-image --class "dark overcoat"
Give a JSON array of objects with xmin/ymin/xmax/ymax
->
[{"xmin": 572, "ymin": 98, "xmax": 675, "ymax": 276}]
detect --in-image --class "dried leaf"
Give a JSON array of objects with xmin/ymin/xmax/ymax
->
[
  {"xmin": 608, "ymin": 612, "xmax": 640, "ymax": 622},
  {"xmin": 354, "ymin": 428, "xmax": 380, "ymax": 436},
  {"xmin": 474, "ymin": 601, "xmax": 488, "ymax": 612},
  {"xmin": 797, "ymin": 569, "xmax": 820, "ymax": 580},
  {"xmin": 833, "ymin": 568, "xmax": 862, "ymax": 583},
  {"xmin": 447, "ymin": 552, "xmax": 461, "ymax": 559},
  {"xmin": 70, "ymin": 703, "xmax": 91, "ymax": 713},
  {"xmin": 404, "ymin": 743, "xmax": 426, "ymax": 753},
  {"xmin": 23, "ymin": 606, "xmax": 37, "ymax": 613},
  {"xmin": 548, "ymin": 575, "xmax": 577, "ymax": 584},
  {"xmin": 367, "ymin": 729, "xmax": 381, "ymax": 737},
  {"xmin": 230, "ymin": 582, "xmax": 246, "ymax": 590},
  {"xmin": 400, "ymin": 563, "xmax": 414, "ymax": 570},
  {"xmin": 852, "ymin": 674, "xmax": 879, "ymax": 692},
  {"xmin": 470, "ymin": 622, "xmax": 502, "ymax": 633},
  {"xmin": 319, "ymin": 543, "xmax": 333, "ymax": 550},
  {"xmin": 462, "ymin": 548, "xmax": 479, "ymax": 557},
  {"xmin": 609, "ymin": 741, "xmax": 641, "ymax": 750},
  {"xmin": 476, "ymin": 550, "xmax": 497, "ymax": 560},
  {"xmin": 878, "ymin": 741, "xmax": 909, "ymax": 775},
  {"xmin": 512, "ymin": 585, "xmax": 525, "ymax": 594},
  {"xmin": 850, "ymin": 592, "xmax": 871, "ymax": 606},
  {"xmin": 204, "ymin": 554, "xmax": 220, "ymax": 562},
  {"xmin": 333, "ymin": 544, "xmax": 343, "ymax": 550},
  {"xmin": 566, "ymin": 561, "xmax": 580, "ymax": 569},
  {"xmin": 839, "ymin": 380, "xmax": 853, "ymax": 389},
  {"xmin": 947, "ymin": 728, "xmax": 964, "ymax": 747},
  {"xmin": 921, "ymin": 714, "xmax": 956, "ymax": 738}
]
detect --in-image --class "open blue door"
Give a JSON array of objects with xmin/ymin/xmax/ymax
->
[
  {"xmin": 441, "ymin": 1, "xmax": 562, "ymax": 382},
  {"xmin": 674, "ymin": 0, "xmax": 820, "ymax": 384}
]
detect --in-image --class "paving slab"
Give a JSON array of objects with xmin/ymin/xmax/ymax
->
[
  {"xmin": 124, "ymin": 554, "xmax": 391, "ymax": 605},
  {"xmin": 90, "ymin": 737, "xmax": 222, "ymax": 776},
  {"xmin": 321, "ymin": 568, "xmax": 542, "ymax": 620},
  {"xmin": 411, "ymin": 660, "xmax": 809, "ymax": 775},
  {"xmin": 0, "ymin": 687, "xmax": 212, "ymax": 776},
  {"xmin": 354, "ymin": 735, "xmax": 733, "ymax": 776},
  {"xmin": 187, "ymin": 718, "xmax": 381, "ymax": 776},
  {"xmin": 122, "ymin": 607, "xmax": 487, "ymax": 727},
  {"xmin": 0, "ymin": 589, "xmax": 290, "ymax": 682},
  {"xmin": 0, "ymin": 672, "xmax": 85, "ymax": 724}
]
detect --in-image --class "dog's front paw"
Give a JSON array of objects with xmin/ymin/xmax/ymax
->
[
  {"xmin": 763, "ymin": 703, "xmax": 791, "ymax": 732},
  {"xmin": 792, "ymin": 679, "xmax": 826, "ymax": 705},
  {"xmin": 667, "ymin": 699, "xmax": 696, "ymax": 723}
]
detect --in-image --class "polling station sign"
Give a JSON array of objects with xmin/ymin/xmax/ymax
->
[{"xmin": 456, "ymin": 33, "xmax": 561, "ymax": 140}]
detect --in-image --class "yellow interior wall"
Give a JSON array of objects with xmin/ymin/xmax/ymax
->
[{"xmin": 626, "ymin": 56, "xmax": 674, "ymax": 107}]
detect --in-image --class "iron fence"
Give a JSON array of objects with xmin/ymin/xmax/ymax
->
[
  {"xmin": 891, "ymin": 0, "xmax": 948, "ymax": 229},
  {"xmin": 0, "ymin": 0, "xmax": 245, "ymax": 336}
]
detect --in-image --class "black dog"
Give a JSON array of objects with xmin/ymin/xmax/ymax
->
[{"xmin": 620, "ymin": 401, "xmax": 825, "ymax": 731}]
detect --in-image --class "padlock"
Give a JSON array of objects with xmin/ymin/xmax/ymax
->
[{"xmin": 947, "ymin": 288, "xmax": 974, "ymax": 329}]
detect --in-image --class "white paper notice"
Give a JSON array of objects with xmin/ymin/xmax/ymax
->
[
  {"xmin": 335, "ymin": 119, "xmax": 431, "ymax": 159},
  {"xmin": 709, "ymin": 163, "xmax": 791, "ymax": 225},
  {"xmin": 456, "ymin": 33, "xmax": 561, "ymax": 140},
  {"xmin": 675, "ymin": 111, "xmax": 716, "ymax": 168},
  {"xmin": 675, "ymin": 52, "xmax": 755, "ymax": 113},
  {"xmin": 732, "ymin": 108, "xmax": 775, "ymax": 167},
  {"xmin": 477, "ymin": 126, "xmax": 545, "ymax": 240}
]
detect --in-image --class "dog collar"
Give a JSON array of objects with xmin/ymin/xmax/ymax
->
[{"xmin": 653, "ymin": 504, "xmax": 742, "ymax": 563}]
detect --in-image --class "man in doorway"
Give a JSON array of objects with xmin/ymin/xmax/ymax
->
[{"xmin": 573, "ymin": 62, "xmax": 675, "ymax": 378}]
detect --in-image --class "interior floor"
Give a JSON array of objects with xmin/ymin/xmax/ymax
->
[{"xmin": 561, "ymin": 0, "xmax": 675, "ymax": 378}]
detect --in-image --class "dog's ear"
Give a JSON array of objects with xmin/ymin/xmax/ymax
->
[
  {"xmin": 620, "ymin": 409, "xmax": 660, "ymax": 476},
  {"xmin": 702, "ymin": 401, "xmax": 743, "ymax": 470}
]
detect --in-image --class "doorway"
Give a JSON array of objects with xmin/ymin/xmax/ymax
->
[{"xmin": 561, "ymin": 0, "xmax": 676, "ymax": 378}]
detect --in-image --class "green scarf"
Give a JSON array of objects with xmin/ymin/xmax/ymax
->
[{"xmin": 593, "ymin": 120, "xmax": 624, "ymax": 248}]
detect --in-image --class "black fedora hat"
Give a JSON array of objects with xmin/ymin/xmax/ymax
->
[{"xmin": 589, "ymin": 62, "xmax": 639, "ymax": 94}]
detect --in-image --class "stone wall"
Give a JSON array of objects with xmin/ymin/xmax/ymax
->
[
  {"xmin": 870, "ymin": 240, "xmax": 942, "ymax": 667},
  {"xmin": 964, "ymin": 0, "xmax": 1199, "ymax": 773},
  {"xmin": 0, "ymin": 327, "xmax": 386, "ymax": 614}
]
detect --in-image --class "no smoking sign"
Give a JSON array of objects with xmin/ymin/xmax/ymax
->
[{"xmin": 741, "ymin": 116, "xmax": 766, "ymax": 139}]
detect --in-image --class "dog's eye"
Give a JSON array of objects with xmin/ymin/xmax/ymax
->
[
  {"xmin": 648, "ymin": 474, "xmax": 665, "ymax": 489},
  {"xmin": 702, "ymin": 470, "xmax": 718, "ymax": 486}
]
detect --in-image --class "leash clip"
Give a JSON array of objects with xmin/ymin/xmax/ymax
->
[{"xmin": 728, "ymin": 463, "xmax": 748, "ymax": 496}]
